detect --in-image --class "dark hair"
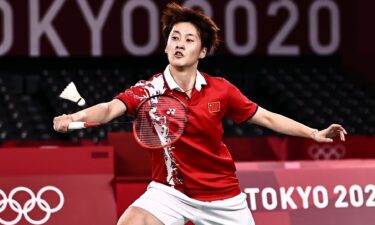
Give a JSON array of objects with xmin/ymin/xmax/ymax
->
[{"xmin": 161, "ymin": 2, "xmax": 220, "ymax": 52}]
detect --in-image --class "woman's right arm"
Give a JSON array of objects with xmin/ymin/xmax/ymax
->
[{"xmin": 53, "ymin": 99, "xmax": 127, "ymax": 133}]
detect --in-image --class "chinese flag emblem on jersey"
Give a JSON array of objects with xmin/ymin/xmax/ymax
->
[{"xmin": 208, "ymin": 101, "xmax": 220, "ymax": 113}]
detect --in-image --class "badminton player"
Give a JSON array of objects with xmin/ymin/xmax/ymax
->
[{"xmin": 53, "ymin": 2, "xmax": 347, "ymax": 225}]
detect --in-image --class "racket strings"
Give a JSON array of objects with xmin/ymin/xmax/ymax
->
[{"xmin": 134, "ymin": 96, "xmax": 187, "ymax": 149}]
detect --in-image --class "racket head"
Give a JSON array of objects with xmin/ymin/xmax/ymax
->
[{"xmin": 133, "ymin": 95, "xmax": 188, "ymax": 149}]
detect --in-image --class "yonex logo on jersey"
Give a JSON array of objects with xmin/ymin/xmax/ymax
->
[
  {"xmin": 0, "ymin": 186, "xmax": 64, "ymax": 225},
  {"xmin": 208, "ymin": 102, "xmax": 220, "ymax": 113}
]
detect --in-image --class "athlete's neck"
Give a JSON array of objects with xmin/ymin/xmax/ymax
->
[{"xmin": 169, "ymin": 64, "xmax": 197, "ymax": 93}]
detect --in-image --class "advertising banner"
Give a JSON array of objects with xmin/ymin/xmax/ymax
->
[
  {"xmin": 0, "ymin": 0, "xmax": 355, "ymax": 57},
  {"xmin": 0, "ymin": 147, "xmax": 117, "ymax": 225},
  {"xmin": 237, "ymin": 160, "xmax": 375, "ymax": 225}
]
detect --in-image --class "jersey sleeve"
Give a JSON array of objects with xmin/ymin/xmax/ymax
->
[
  {"xmin": 114, "ymin": 81, "xmax": 148, "ymax": 116},
  {"xmin": 225, "ymin": 79, "xmax": 258, "ymax": 124}
]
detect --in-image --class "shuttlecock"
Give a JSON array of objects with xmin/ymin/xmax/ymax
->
[{"xmin": 59, "ymin": 82, "xmax": 86, "ymax": 106}]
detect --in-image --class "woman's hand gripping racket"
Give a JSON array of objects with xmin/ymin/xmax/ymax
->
[{"xmin": 68, "ymin": 95, "xmax": 188, "ymax": 149}]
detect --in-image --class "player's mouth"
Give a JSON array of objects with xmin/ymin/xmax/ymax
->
[{"xmin": 174, "ymin": 51, "xmax": 184, "ymax": 58}]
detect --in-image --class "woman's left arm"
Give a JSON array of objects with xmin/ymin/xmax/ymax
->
[{"xmin": 248, "ymin": 107, "xmax": 347, "ymax": 142}]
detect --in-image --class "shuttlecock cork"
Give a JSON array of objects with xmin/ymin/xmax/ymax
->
[{"xmin": 59, "ymin": 82, "xmax": 86, "ymax": 106}]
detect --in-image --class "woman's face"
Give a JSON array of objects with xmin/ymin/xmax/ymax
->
[{"xmin": 165, "ymin": 22, "xmax": 207, "ymax": 69}]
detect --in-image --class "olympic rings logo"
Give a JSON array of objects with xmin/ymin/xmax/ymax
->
[
  {"xmin": 308, "ymin": 144, "xmax": 346, "ymax": 160},
  {"xmin": 0, "ymin": 186, "xmax": 64, "ymax": 225}
]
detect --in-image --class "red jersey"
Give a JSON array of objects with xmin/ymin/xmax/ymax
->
[{"xmin": 115, "ymin": 66, "xmax": 258, "ymax": 201}]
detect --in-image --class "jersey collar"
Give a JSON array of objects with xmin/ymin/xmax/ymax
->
[{"xmin": 163, "ymin": 65, "xmax": 207, "ymax": 92}]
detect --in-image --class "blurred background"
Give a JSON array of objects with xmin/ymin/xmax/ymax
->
[
  {"xmin": 0, "ymin": 0, "xmax": 373, "ymax": 158},
  {"xmin": 0, "ymin": 0, "xmax": 374, "ymax": 224}
]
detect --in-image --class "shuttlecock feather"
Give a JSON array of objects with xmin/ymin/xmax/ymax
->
[{"xmin": 59, "ymin": 82, "xmax": 86, "ymax": 106}]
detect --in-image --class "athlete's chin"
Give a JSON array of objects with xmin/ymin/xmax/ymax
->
[{"xmin": 169, "ymin": 60, "xmax": 194, "ymax": 68}]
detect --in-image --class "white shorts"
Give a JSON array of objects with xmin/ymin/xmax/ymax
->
[{"xmin": 130, "ymin": 181, "xmax": 255, "ymax": 225}]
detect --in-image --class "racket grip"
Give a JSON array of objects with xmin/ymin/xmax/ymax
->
[{"xmin": 68, "ymin": 122, "xmax": 101, "ymax": 130}]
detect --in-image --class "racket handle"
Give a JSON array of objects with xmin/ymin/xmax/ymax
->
[{"xmin": 68, "ymin": 122, "xmax": 101, "ymax": 130}]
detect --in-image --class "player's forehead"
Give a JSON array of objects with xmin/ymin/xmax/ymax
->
[{"xmin": 170, "ymin": 22, "xmax": 200, "ymax": 38}]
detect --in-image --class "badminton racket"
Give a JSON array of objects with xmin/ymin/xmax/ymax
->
[{"xmin": 68, "ymin": 95, "xmax": 188, "ymax": 149}]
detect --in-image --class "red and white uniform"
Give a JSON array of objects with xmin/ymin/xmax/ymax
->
[{"xmin": 115, "ymin": 66, "xmax": 258, "ymax": 201}]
